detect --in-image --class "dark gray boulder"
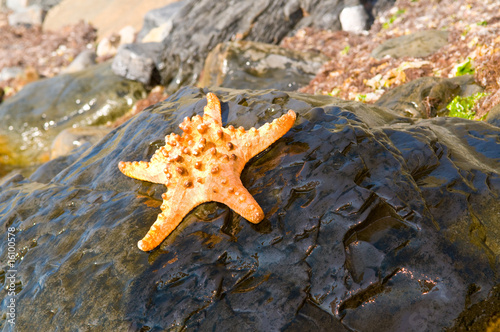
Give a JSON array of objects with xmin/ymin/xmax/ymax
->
[
  {"xmin": 0, "ymin": 87, "xmax": 498, "ymax": 331},
  {"xmin": 50, "ymin": 126, "xmax": 111, "ymax": 159},
  {"xmin": 369, "ymin": 0, "xmax": 397, "ymax": 18},
  {"xmin": 158, "ymin": 0, "xmax": 306, "ymax": 92},
  {"xmin": 112, "ymin": 42, "xmax": 163, "ymax": 86},
  {"xmin": 157, "ymin": 0, "xmax": 394, "ymax": 93}
]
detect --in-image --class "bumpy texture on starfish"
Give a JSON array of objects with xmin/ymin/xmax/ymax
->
[{"xmin": 119, "ymin": 93, "xmax": 296, "ymax": 251}]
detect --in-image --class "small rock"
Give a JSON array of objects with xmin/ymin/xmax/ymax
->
[
  {"xmin": 339, "ymin": 2, "xmax": 369, "ymax": 32},
  {"xmin": 198, "ymin": 40, "xmax": 328, "ymax": 91},
  {"xmin": 371, "ymin": 30, "xmax": 449, "ymax": 59},
  {"xmin": 61, "ymin": 49, "xmax": 97, "ymax": 74},
  {"xmin": 96, "ymin": 37, "xmax": 118, "ymax": 58},
  {"xmin": 30, "ymin": 140, "xmax": 90, "ymax": 183},
  {"xmin": 8, "ymin": 4, "xmax": 47, "ymax": 26},
  {"xmin": 50, "ymin": 126, "xmax": 111, "ymax": 159},
  {"xmin": 137, "ymin": 1, "xmax": 186, "ymax": 42},
  {"xmin": 112, "ymin": 42, "xmax": 162, "ymax": 86},
  {"xmin": 369, "ymin": 0, "xmax": 396, "ymax": 19},
  {"xmin": 96, "ymin": 26, "xmax": 136, "ymax": 59},
  {"xmin": 42, "ymin": 0, "xmax": 178, "ymax": 41},
  {"xmin": 0, "ymin": 66, "xmax": 24, "ymax": 81},
  {"xmin": 486, "ymin": 103, "xmax": 500, "ymax": 128},
  {"xmin": 118, "ymin": 25, "xmax": 136, "ymax": 45}
]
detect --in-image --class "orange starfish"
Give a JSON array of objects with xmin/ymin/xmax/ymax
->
[{"xmin": 119, "ymin": 93, "xmax": 296, "ymax": 251}]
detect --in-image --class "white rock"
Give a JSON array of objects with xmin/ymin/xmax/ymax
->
[
  {"xmin": 50, "ymin": 127, "xmax": 111, "ymax": 160},
  {"xmin": 0, "ymin": 66, "xmax": 24, "ymax": 81},
  {"xmin": 96, "ymin": 37, "xmax": 117, "ymax": 58},
  {"xmin": 119, "ymin": 25, "xmax": 136, "ymax": 45},
  {"xmin": 8, "ymin": 4, "xmax": 46, "ymax": 26},
  {"xmin": 6, "ymin": 0, "xmax": 30, "ymax": 11},
  {"xmin": 62, "ymin": 50, "xmax": 97, "ymax": 74},
  {"xmin": 339, "ymin": 4, "xmax": 369, "ymax": 33}
]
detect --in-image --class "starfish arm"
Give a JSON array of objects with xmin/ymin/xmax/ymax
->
[
  {"xmin": 203, "ymin": 92, "xmax": 222, "ymax": 126},
  {"xmin": 138, "ymin": 211, "xmax": 182, "ymax": 251},
  {"xmin": 211, "ymin": 179, "xmax": 264, "ymax": 224},
  {"xmin": 233, "ymin": 110, "xmax": 296, "ymax": 161},
  {"xmin": 118, "ymin": 160, "xmax": 167, "ymax": 184},
  {"xmin": 138, "ymin": 185, "xmax": 206, "ymax": 251}
]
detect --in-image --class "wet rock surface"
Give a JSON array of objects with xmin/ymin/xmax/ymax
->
[
  {"xmin": 0, "ymin": 62, "xmax": 146, "ymax": 170},
  {"xmin": 50, "ymin": 126, "xmax": 112, "ymax": 160},
  {"xmin": 42, "ymin": 0, "xmax": 177, "ymax": 41},
  {"xmin": 0, "ymin": 87, "xmax": 498, "ymax": 331},
  {"xmin": 199, "ymin": 40, "xmax": 328, "ymax": 91}
]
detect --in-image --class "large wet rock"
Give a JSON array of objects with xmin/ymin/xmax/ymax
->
[
  {"xmin": 199, "ymin": 40, "xmax": 328, "ymax": 91},
  {"xmin": 0, "ymin": 87, "xmax": 498, "ymax": 331},
  {"xmin": 375, "ymin": 75, "xmax": 483, "ymax": 118},
  {"xmin": 371, "ymin": 30, "xmax": 449, "ymax": 59},
  {"xmin": 0, "ymin": 62, "xmax": 146, "ymax": 172}
]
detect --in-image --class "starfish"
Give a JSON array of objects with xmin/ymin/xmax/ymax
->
[{"xmin": 119, "ymin": 93, "xmax": 296, "ymax": 251}]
